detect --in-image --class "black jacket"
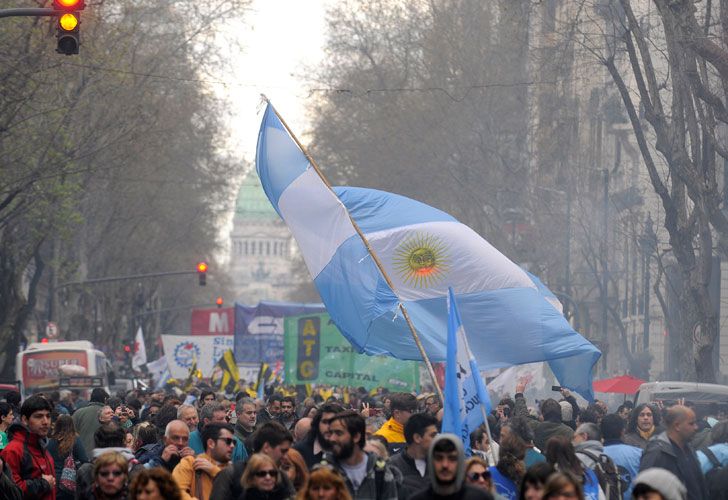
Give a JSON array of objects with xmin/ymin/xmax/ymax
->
[
  {"xmin": 639, "ymin": 431, "xmax": 708, "ymax": 500},
  {"xmin": 388, "ymin": 449, "xmax": 427, "ymax": 499},
  {"xmin": 409, "ymin": 484, "xmax": 493, "ymax": 500}
]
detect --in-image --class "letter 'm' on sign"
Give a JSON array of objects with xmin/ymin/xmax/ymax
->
[
  {"xmin": 297, "ymin": 316, "xmax": 320, "ymax": 381},
  {"xmin": 208, "ymin": 312, "xmax": 229, "ymax": 334}
]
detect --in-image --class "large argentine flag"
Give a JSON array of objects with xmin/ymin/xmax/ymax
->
[{"xmin": 256, "ymin": 103, "xmax": 601, "ymax": 400}]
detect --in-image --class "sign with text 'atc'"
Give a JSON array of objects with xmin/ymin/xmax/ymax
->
[{"xmin": 284, "ymin": 313, "xmax": 420, "ymax": 392}]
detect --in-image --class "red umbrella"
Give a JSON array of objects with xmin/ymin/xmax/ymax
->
[{"xmin": 593, "ymin": 375, "xmax": 645, "ymax": 395}]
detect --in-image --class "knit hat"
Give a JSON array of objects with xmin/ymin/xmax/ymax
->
[
  {"xmin": 633, "ymin": 468, "xmax": 687, "ymax": 500},
  {"xmin": 559, "ymin": 401, "xmax": 572, "ymax": 422}
]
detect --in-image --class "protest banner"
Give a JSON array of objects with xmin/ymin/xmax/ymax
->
[
  {"xmin": 233, "ymin": 301, "xmax": 325, "ymax": 364},
  {"xmin": 191, "ymin": 307, "xmax": 234, "ymax": 335},
  {"xmin": 161, "ymin": 335, "xmax": 234, "ymax": 379},
  {"xmin": 284, "ymin": 313, "xmax": 420, "ymax": 392}
]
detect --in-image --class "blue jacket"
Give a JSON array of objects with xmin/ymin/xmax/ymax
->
[
  {"xmin": 603, "ymin": 440, "xmax": 642, "ymax": 500},
  {"xmin": 697, "ymin": 442, "xmax": 728, "ymax": 473}
]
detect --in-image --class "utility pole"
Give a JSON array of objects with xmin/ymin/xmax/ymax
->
[{"xmin": 601, "ymin": 169, "xmax": 609, "ymax": 368}]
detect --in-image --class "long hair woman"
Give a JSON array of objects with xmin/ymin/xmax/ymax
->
[
  {"xmin": 489, "ymin": 420, "xmax": 527, "ymax": 499},
  {"xmin": 542, "ymin": 471, "xmax": 584, "ymax": 500},
  {"xmin": 281, "ymin": 448, "xmax": 308, "ymax": 492},
  {"xmin": 46, "ymin": 414, "xmax": 89, "ymax": 500},
  {"xmin": 296, "ymin": 466, "xmax": 352, "ymax": 500},
  {"xmin": 129, "ymin": 467, "xmax": 181, "ymax": 500},
  {"xmin": 543, "ymin": 436, "xmax": 600, "ymax": 500}
]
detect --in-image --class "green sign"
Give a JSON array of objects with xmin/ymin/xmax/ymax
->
[{"xmin": 284, "ymin": 313, "xmax": 420, "ymax": 392}]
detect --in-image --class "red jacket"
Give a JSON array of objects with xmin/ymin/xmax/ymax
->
[{"xmin": 1, "ymin": 422, "xmax": 55, "ymax": 500}]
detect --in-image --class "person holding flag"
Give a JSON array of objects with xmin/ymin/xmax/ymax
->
[{"xmin": 442, "ymin": 288, "xmax": 495, "ymax": 464}]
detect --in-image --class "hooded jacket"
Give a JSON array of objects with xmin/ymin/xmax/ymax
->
[
  {"xmin": 633, "ymin": 467, "xmax": 687, "ymax": 500},
  {"xmin": 574, "ymin": 440, "xmax": 604, "ymax": 470},
  {"xmin": 1, "ymin": 422, "xmax": 55, "ymax": 500},
  {"xmin": 321, "ymin": 450, "xmax": 401, "ymax": 500},
  {"xmin": 409, "ymin": 434, "xmax": 493, "ymax": 500}
]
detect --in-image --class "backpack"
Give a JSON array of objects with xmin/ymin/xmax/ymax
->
[
  {"xmin": 59, "ymin": 452, "xmax": 77, "ymax": 492},
  {"xmin": 578, "ymin": 449, "xmax": 628, "ymax": 500},
  {"xmin": 700, "ymin": 447, "xmax": 728, "ymax": 499}
]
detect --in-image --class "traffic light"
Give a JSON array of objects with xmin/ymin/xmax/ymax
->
[
  {"xmin": 53, "ymin": 0, "xmax": 85, "ymax": 55},
  {"xmin": 197, "ymin": 262, "xmax": 208, "ymax": 286},
  {"xmin": 216, "ymin": 296, "xmax": 224, "ymax": 308},
  {"xmin": 123, "ymin": 344, "xmax": 131, "ymax": 353}
]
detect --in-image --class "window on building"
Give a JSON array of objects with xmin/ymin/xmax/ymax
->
[
  {"xmin": 244, "ymin": 241, "xmax": 248, "ymax": 255},
  {"xmin": 267, "ymin": 241, "xmax": 270, "ymax": 255}
]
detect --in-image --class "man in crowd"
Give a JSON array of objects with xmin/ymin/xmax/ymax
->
[
  {"xmin": 573, "ymin": 422, "xmax": 604, "ymax": 470},
  {"xmin": 388, "ymin": 412, "xmax": 438, "ymax": 498},
  {"xmin": 1, "ymin": 395, "xmax": 55, "ymax": 500},
  {"xmin": 190, "ymin": 402, "xmax": 228, "ymax": 454},
  {"xmin": 639, "ymin": 404, "xmax": 708, "ymax": 499},
  {"xmin": 76, "ymin": 422, "xmax": 137, "ymax": 493},
  {"xmin": 374, "ymin": 392, "xmax": 418, "ymax": 454},
  {"xmin": 325, "ymin": 410, "xmax": 401, "ymax": 499},
  {"xmin": 601, "ymin": 413, "xmax": 642, "ymax": 499},
  {"xmin": 534, "ymin": 398, "xmax": 574, "ymax": 451},
  {"xmin": 177, "ymin": 404, "xmax": 200, "ymax": 433},
  {"xmin": 295, "ymin": 402, "xmax": 344, "ymax": 468},
  {"xmin": 233, "ymin": 397, "xmax": 257, "ymax": 449},
  {"xmin": 293, "ymin": 417, "xmax": 311, "ymax": 443},
  {"xmin": 72, "ymin": 387, "xmax": 109, "ymax": 455},
  {"xmin": 278, "ymin": 396, "xmax": 297, "ymax": 430},
  {"xmin": 410, "ymin": 433, "xmax": 493, "ymax": 499},
  {"xmin": 257, "ymin": 393, "xmax": 283, "ymax": 425},
  {"xmin": 173, "ymin": 421, "xmax": 234, "ymax": 500},
  {"xmin": 138, "ymin": 419, "xmax": 195, "ymax": 471}
]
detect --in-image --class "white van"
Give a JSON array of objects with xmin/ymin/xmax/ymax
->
[{"xmin": 635, "ymin": 381, "xmax": 728, "ymax": 406}]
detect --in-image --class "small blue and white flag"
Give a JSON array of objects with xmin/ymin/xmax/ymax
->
[
  {"xmin": 255, "ymin": 103, "xmax": 601, "ymax": 400},
  {"xmin": 442, "ymin": 287, "xmax": 492, "ymax": 448}
]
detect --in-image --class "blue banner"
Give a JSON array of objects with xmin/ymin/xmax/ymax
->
[{"xmin": 234, "ymin": 301, "xmax": 325, "ymax": 363}]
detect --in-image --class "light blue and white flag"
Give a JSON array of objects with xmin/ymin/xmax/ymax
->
[
  {"xmin": 256, "ymin": 103, "xmax": 601, "ymax": 400},
  {"xmin": 442, "ymin": 287, "xmax": 492, "ymax": 448}
]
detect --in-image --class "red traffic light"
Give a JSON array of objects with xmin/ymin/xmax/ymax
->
[
  {"xmin": 123, "ymin": 345, "xmax": 131, "ymax": 353},
  {"xmin": 53, "ymin": 0, "xmax": 85, "ymax": 10},
  {"xmin": 197, "ymin": 262, "xmax": 208, "ymax": 273},
  {"xmin": 41, "ymin": 338, "xmax": 49, "ymax": 344},
  {"xmin": 216, "ymin": 297, "xmax": 224, "ymax": 307}
]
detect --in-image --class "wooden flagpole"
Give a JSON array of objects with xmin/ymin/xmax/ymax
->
[{"xmin": 262, "ymin": 96, "xmax": 444, "ymax": 403}]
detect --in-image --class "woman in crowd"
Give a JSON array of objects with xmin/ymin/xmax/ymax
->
[
  {"xmin": 542, "ymin": 472, "xmax": 584, "ymax": 500},
  {"xmin": 297, "ymin": 467, "xmax": 352, "ymax": 500},
  {"xmin": 239, "ymin": 453, "xmax": 292, "ymax": 500},
  {"xmin": 0, "ymin": 402, "xmax": 12, "ymax": 450},
  {"xmin": 543, "ymin": 436, "xmax": 601, "ymax": 500},
  {"xmin": 489, "ymin": 425, "xmax": 527, "ymax": 499},
  {"xmin": 129, "ymin": 467, "xmax": 181, "ymax": 500},
  {"xmin": 518, "ymin": 462, "xmax": 555, "ymax": 500},
  {"xmin": 281, "ymin": 448, "xmax": 309, "ymax": 492},
  {"xmin": 623, "ymin": 404, "xmax": 661, "ymax": 450},
  {"xmin": 465, "ymin": 456, "xmax": 503, "ymax": 498},
  {"xmin": 79, "ymin": 451, "xmax": 129, "ymax": 500},
  {"xmin": 46, "ymin": 414, "xmax": 89, "ymax": 500}
]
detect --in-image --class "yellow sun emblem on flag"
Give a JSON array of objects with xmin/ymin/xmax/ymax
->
[{"xmin": 393, "ymin": 233, "xmax": 449, "ymax": 288}]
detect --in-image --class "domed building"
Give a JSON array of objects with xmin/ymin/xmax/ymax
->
[{"xmin": 229, "ymin": 173, "xmax": 298, "ymax": 302}]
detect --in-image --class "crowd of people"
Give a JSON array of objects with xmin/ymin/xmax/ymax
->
[{"xmin": 0, "ymin": 379, "xmax": 723, "ymax": 500}]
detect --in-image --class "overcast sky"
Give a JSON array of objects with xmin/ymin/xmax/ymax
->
[{"xmin": 223, "ymin": 0, "xmax": 329, "ymax": 164}]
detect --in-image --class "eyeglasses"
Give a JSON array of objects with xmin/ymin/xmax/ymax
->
[
  {"xmin": 468, "ymin": 471, "xmax": 490, "ymax": 481},
  {"xmin": 99, "ymin": 470, "xmax": 124, "ymax": 478},
  {"xmin": 217, "ymin": 437, "xmax": 235, "ymax": 446},
  {"xmin": 255, "ymin": 469, "xmax": 278, "ymax": 478}
]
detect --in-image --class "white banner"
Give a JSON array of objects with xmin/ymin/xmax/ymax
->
[
  {"xmin": 146, "ymin": 356, "xmax": 168, "ymax": 383},
  {"xmin": 161, "ymin": 335, "xmax": 235, "ymax": 380}
]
